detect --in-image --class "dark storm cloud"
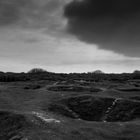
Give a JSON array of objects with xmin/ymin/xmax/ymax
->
[
  {"xmin": 64, "ymin": 0, "xmax": 140, "ymax": 57},
  {"xmin": 0, "ymin": 0, "xmax": 64, "ymax": 28},
  {"xmin": 0, "ymin": 0, "xmax": 31, "ymax": 25}
]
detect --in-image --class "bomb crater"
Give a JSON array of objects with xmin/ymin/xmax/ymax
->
[{"xmin": 48, "ymin": 96, "xmax": 140, "ymax": 122}]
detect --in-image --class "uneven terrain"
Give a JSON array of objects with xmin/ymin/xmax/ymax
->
[{"xmin": 0, "ymin": 78, "xmax": 140, "ymax": 140}]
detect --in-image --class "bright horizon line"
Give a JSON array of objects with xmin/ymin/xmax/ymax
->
[{"xmin": 1, "ymin": 68, "xmax": 138, "ymax": 74}]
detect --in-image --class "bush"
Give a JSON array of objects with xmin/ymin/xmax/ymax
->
[{"xmin": 28, "ymin": 68, "xmax": 47, "ymax": 74}]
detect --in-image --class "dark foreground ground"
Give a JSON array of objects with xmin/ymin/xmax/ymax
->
[{"xmin": 0, "ymin": 77, "xmax": 140, "ymax": 140}]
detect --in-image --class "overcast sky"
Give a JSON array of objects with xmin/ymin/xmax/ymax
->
[{"xmin": 0, "ymin": 0, "xmax": 140, "ymax": 73}]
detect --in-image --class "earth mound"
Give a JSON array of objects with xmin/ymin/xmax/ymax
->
[{"xmin": 48, "ymin": 95, "xmax": 140, "ymax": 122}]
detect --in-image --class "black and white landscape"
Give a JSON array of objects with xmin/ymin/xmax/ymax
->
[
  {"xmin": 0, "ymin": 0, "xmax": 140, "ymax": 140},
  {"xmin": 0, "ymin": 70, "xmax": 140, "ymax": 139}
]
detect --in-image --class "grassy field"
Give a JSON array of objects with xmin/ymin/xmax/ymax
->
[{"xmin": 0, "ymin": 79, "xmax": 140, "ymax": 140}]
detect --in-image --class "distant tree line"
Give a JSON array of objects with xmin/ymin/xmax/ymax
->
[
  {"xmin": 0, "ymin": 68, "xmax": 139, "ymax": 82},
  {"xmin": 28, "ymin": 68, "xmax": 48, "ymax": 74}
]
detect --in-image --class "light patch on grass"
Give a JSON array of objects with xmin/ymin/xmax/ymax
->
[{"xmin": 32, "ymin": 111, "xmax": 61, "ymax": 123}]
